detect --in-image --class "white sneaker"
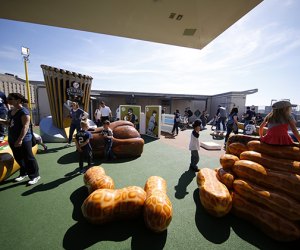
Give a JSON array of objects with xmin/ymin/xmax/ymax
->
[
  {"xmin": 15, "ymin": 175, "xmax": 28, "ymax": 182},
  {"xmin": 28, "ymin": 176, "xmax": 41, "ymax": 185},
  {"xmin": 64, "ymin": 143, "xmax": 72, "ymax": 148}
]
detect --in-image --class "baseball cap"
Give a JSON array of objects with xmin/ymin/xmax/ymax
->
[{"xmin": 272, "ymin": 100, "xmax": 296, "ymax": 109}]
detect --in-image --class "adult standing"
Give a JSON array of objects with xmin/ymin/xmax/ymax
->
[
  {"xmin": 99, "ymin": 101, "xmax": 112, "ymax": 125},
  {"xmin": 65, "ymin": 101, "xmax": 88, "ymax": 147},
  {"xmin": 172, "ymin": 109, "xmax": 181, "ymax": 136},
  {"xmin": 215, "ymin": 105, "xmax": 227, "ymax": 132},
  {"xmin": 243, "ymin": 106, "xmax": 254, "ymax": 130},
  {"xmin": 0, "ymin": 90, "xmax": 9, "ymax": 141},
  {"xmin": 0, "ymin": 93, "xmax": 40, "ymax": 185},
  {"xmin": 94, "ymin": 103, "xmax": 102, "ymax": 127},
  {"xmin": 224, "ymin": 107, "xmax": 239, "ymax": 148}
]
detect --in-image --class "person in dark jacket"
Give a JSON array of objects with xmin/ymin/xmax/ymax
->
[
  {"xmin": 0, "ymin": 93, "xmax": 40, "ymax": 185},
  {"xmin": 172, "ymin": 109, "xmax": 181, "ymax": 136}
]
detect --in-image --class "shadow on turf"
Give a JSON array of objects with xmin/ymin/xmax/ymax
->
[
  {"xmin": 57, "ymin": 151, "xmax": 139, "ymax": 165},
  {"xmin": 174, "ymin": 169, "xmax": 196, "ymax": 199},
  {"xmin": 63, "ymin": 186, "xmax": 167, "ymax": 250},
  {"xmin": 21, "ymin": 173, "xmax": 80, "ymax": 196},
  {"xmin": 36, "ymin": 146, "xmax": 66, "ymax": 154},
  {"xmin": 192, "ymin": 188, "xmax": 300, "ymax": 249},
  {"xmin": 0, "ymin": 178, "xmax": 28, "ymax": 191}
]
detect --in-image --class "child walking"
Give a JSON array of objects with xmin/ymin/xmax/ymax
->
[
  {"xmin": 75, "ymin": 120, "xmax": 93, "ymax": 174},
  {"xmin": 101, "ymin": 120, "xmax": 115, "ymax": 160},
  {"xmin": 189, "ymin": 119, "xmax": 202, "ymax": 172},
  {"xmin": 259, "ymin": 100, "xmax": 300, "ymax": 144}
]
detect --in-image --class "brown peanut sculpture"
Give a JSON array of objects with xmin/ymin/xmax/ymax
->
[
  {"xmin": 216, "ymin": 134, "xmax": 300, "ymax": 241},
  {"xmin": 81, "ymin": 186, "xmax": 146, "ymax": 224},
  {"xmin": 197, "ymin": 168, "xmax": 232, "ymax": 217},
  {"xmin": 83, "ymin": 166, "xmax": 115, "ymax": 194},
  {"xmin": 143, "ymin": 176, "xmax": 173, "ymax": 232},
  {"xmin": 220, "ymin": 154, "xmax": 239, "ymax": 170},
  {"xmin": 90, "ymin": 120, "xmax": 144, "ymax": 158}
]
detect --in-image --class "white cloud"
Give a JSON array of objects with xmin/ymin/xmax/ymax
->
[{"xmin": 0, "ymin": 46, "xmax": 20, "ymax": 60}]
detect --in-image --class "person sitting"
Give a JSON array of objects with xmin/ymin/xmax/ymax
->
[
  {"xmin": 259, "ymin": 100, "xmax": 300, "ymax": 145},
  {"xmin": 244, "ymin": 120, "xmax": 256, "ymax": 135}
]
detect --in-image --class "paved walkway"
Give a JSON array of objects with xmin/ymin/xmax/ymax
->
[{"xmin": 160, "ymin": 125, "xmax": 226, "ymax": 158}]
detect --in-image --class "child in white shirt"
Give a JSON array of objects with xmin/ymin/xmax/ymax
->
[
  {"xmin": 189, "ymin": 120, "xmax": 201, "ymax": 172},
  {"xmin": 244, "ymin": 120, "xmax": 256, "ymax": 135}
]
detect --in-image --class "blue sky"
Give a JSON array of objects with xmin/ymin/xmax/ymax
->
[{"xmin": 0, "ymin": 0, "xmax": 300, "ymax": 106}]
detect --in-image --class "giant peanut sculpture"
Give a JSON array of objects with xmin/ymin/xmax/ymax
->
[
  {"xmin": 197, "ymin": 168, "xmax": 232, "ymax": 217},
  {"xmin": 83, "ymin": 166, "xmax": 115, "ymax": 194},
  {"xmin": 143, "ymin": 176, "xmax": 173, "ymax": 232},
  {"xmin": 90, "ymin": 120, "xmax": 144, "ymax": 158},
  {"xmin": 215, "ymin": 134, "xmax": 300, "ymax": 241},
  {"xmin": 81, "ymin": 186, "xmax": 147, "ymax": 224},
  {"xmin": 81, "ymin": 170, "xmax": 172, "ymax": 231}
]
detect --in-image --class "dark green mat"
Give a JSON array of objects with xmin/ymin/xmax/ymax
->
[{"xmin": 0, "ymin": 133, "xmax": 299, "ymax": 249}]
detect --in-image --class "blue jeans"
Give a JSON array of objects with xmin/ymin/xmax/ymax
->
[
  {"xmin": 172, "ymin": 122, "xmax": 179, "ymax": 134},
  {"xmin": 78, "ymin": 148, "xmax": 93, "ymax": 169},
  {"xmin": 104, "ymin": 139, "xmax": 114, "ymax": 160},
  {"xmin": 225, "ymin": 124, "xmax": 238, "ymax": 144},
  {"xmin": 68, "ymin": 123, "xmax": 80, "ymax": 144}
]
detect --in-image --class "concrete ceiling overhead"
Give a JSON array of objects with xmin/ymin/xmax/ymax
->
[{"xmin": 0, "ymin": 0, "xmax": 263, "ymax": 49}]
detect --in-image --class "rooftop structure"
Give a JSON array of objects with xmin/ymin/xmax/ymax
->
[{"xmin": 0, "ymin": 0, "xmax": 263, "ymax": 50}]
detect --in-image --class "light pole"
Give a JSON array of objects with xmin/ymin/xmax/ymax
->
[{"xmin": 21, "ymin": 46, "xmax": 33, "ymax": 123}]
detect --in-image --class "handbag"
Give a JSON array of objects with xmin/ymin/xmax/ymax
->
[{"xmin": 30, "ymin": 122, "xmax": 37, "ymax": 147}]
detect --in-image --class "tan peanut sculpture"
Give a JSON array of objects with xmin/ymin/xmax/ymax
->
[
  {"xmin": 143, "ymin": 176, "xmax": 173, "ymax": 232},
  {"xmin": 219, "ymin": 134, "xmax": 300, "ymax": 241},
  {"xmin": 197, "ymin": 168, "xmax": 232, "ymax": 217},
  {"xmin": 83, "ymin": 166, "xmax": 115, "ymax": 194},
  {"xmin": 81, "ymin": 186, "xmax": 147, "ymax": 224}
]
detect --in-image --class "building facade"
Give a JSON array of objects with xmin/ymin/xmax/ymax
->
[{"xmin": 0, "ymin": 72, "xmax": 258, "ymax": 124}]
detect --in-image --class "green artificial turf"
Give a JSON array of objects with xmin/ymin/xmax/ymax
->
[{"xmin": 0, "ymin": 130, "xmax": 299, "ymax": 250}]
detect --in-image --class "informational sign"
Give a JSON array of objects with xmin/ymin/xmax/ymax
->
[
  {"xmin": 161, "ymin": 113, "xmax": 175, "ymax": 134},
  {"xmin": 145, "ymin": 105, "xmax": 161, "ymax": 138},
  {"xmin": 119, "ymin": 105, "xmax": 141, "ymax": 132}
]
